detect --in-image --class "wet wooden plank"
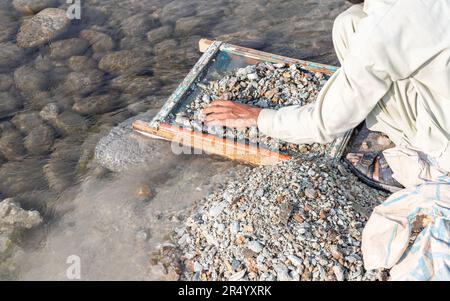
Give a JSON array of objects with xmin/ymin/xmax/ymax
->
[{"xmin": 133, "ymin": 120, "xmax": 291, "ymax": 166}]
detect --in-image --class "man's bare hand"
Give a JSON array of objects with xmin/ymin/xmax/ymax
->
[{"xmin": 202, "ymin": 100, "xmax": 262, "ymax": 129}]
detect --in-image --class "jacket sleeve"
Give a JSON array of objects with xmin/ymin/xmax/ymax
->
[{"xmin": 257, "ymin": 49, "xmax": 393, "ymax": 144}]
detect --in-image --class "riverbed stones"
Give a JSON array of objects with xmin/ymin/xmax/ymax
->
[
  {"xmin": 12, "ymin": 0, "xmax": 59, "ymax": 14},
  {"xmin": 121, "ymin": 13, "xmax": 159, "ymax": 37},
  {"xmin": 175, "ymin": 16, "xmax": 211, "ymax": 36},
  {"xmin": 24, "ymin": 124, "xmax": 54, "ymax": 155},
  {"xmin": 0, "ymin": 11, "xmax": 18, "ymax": 43},
  {"xmin": 146, "ymin": 26, "xmax": 173, "ymax": 44},
  {"xmin": 174, "ymin": 155, "xmax": 388, "ymax": 281},
  {"xmin": 39, "ymin": 102, "xmax": 59, "ymax": 122},
  {"xmin": 67, "ymin": 56, "xmax": 97, "ymax": 72},
  {"xmin": 62, "ymin": 70, "xmax": 104, "ymax": 95},
  {"xmin": 111, "ymin": 75, "xmax": 159, "ymax": 97},
  {"xmin": 98, "ymin": 50, "xmax": 151, "ymax": 75},
  {"xmin": 80, "ymin": 29, "xmax": 114, "ymax": 53},
  {"xmin": 160, "ymin": 1, "xmax": 197, "ymax": 25},
  {"xmin": 0, "ymin": 92, "xmax": 22, "ymax": 119},
  {"xmin": 11, "ymin": 112, "xmax": 45, "ymax": 134},
  {"xmin": 49, "ymin": 38, "xmax": 89, "ymax": 60},
  {"xmin": 0, "ymin": 43, "xmax": 26, "ymax": 69},
  {"xmin": 53, "ymin": 111, "xmax": 88, "ymax": 136},
  {"xmin": 0, "ymin": 130, "xmax": 26, "ymax": 161},
  {"xmin": 0, "ymin": 74, "xmax": 14, "ymax": 92},
  {"xmin": 0, "ymin": 159, "xmax": 47, "ymax": 196},
  {"xmin": 72, "ymin": 94, "xmax": 122, "ymax": 115},
  {"xmin": 14, "ymin": 66, "xmax": 48, "ymax": 93},
  {"xmin": 17, "ymin": 8, "xmax": 71, "ymax": 48},
  {"xmin": 44, "ymin": 138, "xmax": 81, "ymax": 192}
]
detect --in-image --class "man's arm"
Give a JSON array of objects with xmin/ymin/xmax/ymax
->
[{"xmin": 257, "ymin": 55, "xmax": 392, "ymax": 145}]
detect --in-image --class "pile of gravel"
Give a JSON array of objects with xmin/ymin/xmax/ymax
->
[{"xmin": 171, "ymin": 154, "xmax": 388, "ymax": 281}]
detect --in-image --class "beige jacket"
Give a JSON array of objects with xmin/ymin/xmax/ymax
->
[{"xmin": 257, "ymin": 0, "xmax": 450, "ymax": 171}]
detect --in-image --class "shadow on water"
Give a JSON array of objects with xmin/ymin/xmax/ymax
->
[{"xmin": 0, "ymin": 0, "xmax": 348, "ymax": 280}]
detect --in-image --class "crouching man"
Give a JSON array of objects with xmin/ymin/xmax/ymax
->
[{"xmin": 204, "ymin": 0, "xmax": 450, "ymax": 280}]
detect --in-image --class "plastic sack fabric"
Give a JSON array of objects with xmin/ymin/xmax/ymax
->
[{"xmin": 362, "ymin": 176, "xmax": 450, "ymax": 280}]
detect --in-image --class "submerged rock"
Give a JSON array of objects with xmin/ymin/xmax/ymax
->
[
  {"xmin": 62, "ymin": 70, "xmax": 104, "ymax": 95},
  {"xmin": 17, "ymin": 8, "xmax": 71, "ymax": 48},
  {"xmin": 0, "ymin": 130, "xmax": 26, "ymax": 161},
  {"xmin": 0, "ymin": 198, "xmax": 43, "ymax": 262},
  {"xmin": 0, "ymin": 159, "xmax": 47, "ymax": 196},
  {"xmin": 0, "ymin": 74, "xmax": 14, "ymax": 92},
  {"xmin": 53, "ymin": 111, "xmax": 88, "ymax": 136},
  {"xmin": 120, "ymin": 13, "xmax": 159, "ymax": 37},
  {"xmin": 0, "ymin": 92, "xmax": 22, "ymax": 119},
  {"xmin": 0, "ymin": 43, "xmax": 26, "ymax": 69},
  {"xmin": 72, "ymin": 94, "xmax": 122, "ymax": 115},
  {"xmin": 24, "ymin": 125, "xmax": 55, "ymax": 155},
  {"xmin": 0, "ymin": 11, "xmax": 18, "ymax": 43},
  {"xmin": 67, "ymin": 55, "xmax": 97, "ymax": 72},
  {"xmin": 80, "ymin": 29, "xmax": 114, "ymax": 53},
  {"xmin": 14, "ymin": 66, "xmax": 48, "ymax": 93},
  {"xmin": 0, "ymin": 198, "xmax": 42, "ymax": 233},
  {"xmin": 43, "ymin": 138, "xmax": 81, "ymax": 192},
  {"xmin": 160, "ymin": 1, "xmax": 196, "ymax": 24},
  {"xmin": 49, "ymin": 38, "xmax": 90, "ymax": 60},
  {"xmin": 146, "ymin": 26, "xmax": 173, "ymax": 44},
  {"xmin": 98, "ymin": 50, "xmax": 151, "ymax": 75},
  {"xmin": 11, "ymin": 112, "xmax": 45, "ymax": 134},
  {"xmin": 110, "ymin": 75, "xmax": 159, "ymax": 97},
  {"xmin": 12, "ymin": 0, "xmax": 59, "ymax": 14}
]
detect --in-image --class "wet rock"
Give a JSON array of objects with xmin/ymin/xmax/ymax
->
[
  {"xmin": 43, "ymin": 159, "xmax": 74, "ymax": 192},
  {"xmin": 34, "ymin": 54, "xmax": 54, "ymax": 72},
  {"xmin": 17, "ymin": 8, "xmax": 71, "ymax": 48},
  {"xmin": 0, "ymin": 130, "xmax": 26, "ymax": 161},
  {"xmin": 160, "ymin": 1, "xmax": 196, "ymax": 24},
  {"xmin": 0, "ymin": 43, "xmax": 26, "ymax": 69},
  {"xmin": 12, "ymin": 0, "xmax": 59, "ymax": 14},
  {"xmin": 175, "ymin": 16, "xmax": 212, "ymax": 36},
  {"xmin": 44, "ymin": 138, "xmax": 80, "ymax": 192},
  {"xmin": 98, "ymin": 50, "xmax": 151, "ymax": 75},
  {"xmin": 146, "ymin": 26, "xmax": 173, "ymax": 44},
  {"xmin": 24, "ymin": 125, "xmax": 54, "ymax": 155},
  {"xmin": 0, "ymin": 74, "xmax": 14, "ymax": 92},
  {"xmin": 11, "ymin": 112, "xmax": 45, "ymax": 134},
  {"xmin": 80, "ymin": 29, "xmax": 114, "ymax": 53},
  {"xmin": 111, "ymin": 75, "xmax": 159, "ymax": 97},
  {"xmin": 119, "ymin": 36, "xmax": 146, "ymax": 51},
  {"xmin": 0, "ymin": 11, "xmax": 18, "ymax": 43},
  {"xmin": 121, "ymin": 13, "xmax": 159, "ymax": 37},
  {"xmin": 154, "ymin": 39, "xmax": 178, "ymax": 58},
  {"xmin": 49, "ymin": 38, "xmax": 89, "ymax": 60},
  {"xmin": 97, "ymin": 109, "xmax": 132, "ymax": 126},
  {"xmin": 39, "ymin": 102, "xmax": 59, "ymax": 122},
  {"xmin": 0, "ymin": 198, "xmax": 42, "ymax": 260},
  {"xmin": 67, "ymin": 56, "xmax": 97, "ymax": 72},
  {"xmin": 72, "ymin": 94, "xmax": 122, "ymax": 115},
  {"xmin": 0, "ymin": 159, "xmax": 47, "ymax": 196},
  {"xmin": 14, "ymin": 66, "xmax": 48, "ymax": 93},
  {"xmin": 62, "ymin": 70, "xmax": 104, "ymax": 95},
  {"xmin": 53, "ymin": 111, "xmax": 88, "ymax": 136},
  {"xmin": 0, "ymin": 92, "xmax": 22, "ymax": 119}
]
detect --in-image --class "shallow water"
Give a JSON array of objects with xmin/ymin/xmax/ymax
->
[{"xmin": 0, "ymin": 0, "xmax": 349, "ymax": 280}]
